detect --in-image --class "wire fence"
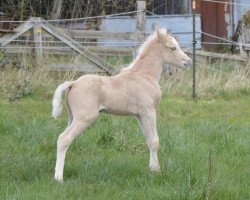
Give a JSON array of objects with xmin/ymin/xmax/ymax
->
[
  {"xmin": 202, "ymin": 0, "xmax": 250, "ymax": 7},
  {"xmin": 0, "ymin": 11, "xmax": 248, "ymax": 47},
  {"xmin": 0, "ymin": 6, "xmax": 249, "ymax": 47},
  {"xmin": 145, "ymin": 10, "xmax": 249, "ymax": 48},
  {"xmin": 0, "ymin": 11, "xmax": 138, "ymax": 23},
  {"xmin": 0, "ymin": 1, "xmax": 249, "ymax": 85}
]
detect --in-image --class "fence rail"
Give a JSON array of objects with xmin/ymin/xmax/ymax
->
[{"xmin": 3, "ymin": 45, "xmax": 133, "ymax": 56}]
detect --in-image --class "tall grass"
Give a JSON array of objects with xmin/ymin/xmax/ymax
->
[
  {"xmin": 161, "ymin": 58, "xmax": 250, "ymax": 99},
  {"xmin": 1, "ymin": 54, "xmax": 249, "ymax": 100}
]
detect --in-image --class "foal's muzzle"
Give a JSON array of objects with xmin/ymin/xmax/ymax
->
[{"xmin": 183, "ymin": 58, "xmax": 192, "ymax": 69}]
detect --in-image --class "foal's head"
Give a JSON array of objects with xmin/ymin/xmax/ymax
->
[{"xmin": 156, "ymin": 28, "xmax": 192, "ymax": 70}]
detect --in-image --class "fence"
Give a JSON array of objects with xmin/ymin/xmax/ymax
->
[
  {"xmin": 0, "ymin": 1, "xmax": 149, "ymax": 74},
  {"xmin": 0, "ymin": 1, "xmax": 204, "ymax": 74}
]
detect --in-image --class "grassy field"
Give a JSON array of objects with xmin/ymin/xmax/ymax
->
[{"xmin": 0, "ymin": 58, "xmax": 249, "ymax": 199}]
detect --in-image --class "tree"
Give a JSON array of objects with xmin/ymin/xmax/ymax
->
[{"xmin": 50, "ymin": 0, "xmax": 63, "ymax": 19}]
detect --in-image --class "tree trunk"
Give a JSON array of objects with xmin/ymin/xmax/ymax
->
[{"xmin": 50, "ymin": 0, "xmax": 63, "ymax": 19}]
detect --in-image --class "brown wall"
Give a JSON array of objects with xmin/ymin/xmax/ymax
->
[{"xmin": 195, "ymin": 0, "xmax": 230, "ymax": 50}]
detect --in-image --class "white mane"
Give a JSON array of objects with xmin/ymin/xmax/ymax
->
[{"xmin": 121, "ymin": 28, "xmax": 167, "ymax": 72}]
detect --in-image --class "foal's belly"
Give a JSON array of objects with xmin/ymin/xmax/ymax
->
[{"xmin": 99, "ymin": 102, "xmax": 140, "ymax": 116}]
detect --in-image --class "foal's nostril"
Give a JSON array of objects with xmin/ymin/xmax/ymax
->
[
  {"xmin": 186, "ymin": 59, "xmax": 192, "ymax": 66},
  {"xmin": 184, "ymin": 59, "xmax": 192, "ymax": 68}
]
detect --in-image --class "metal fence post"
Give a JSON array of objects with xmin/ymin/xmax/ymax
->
[{"xmin": 192, "ymin": 0, "xmax": 197, "ymax": 99}]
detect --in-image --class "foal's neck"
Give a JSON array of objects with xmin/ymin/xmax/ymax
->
[{"xmin": 134, "ymin": 43, "xmax": 164, "ymax": 82}]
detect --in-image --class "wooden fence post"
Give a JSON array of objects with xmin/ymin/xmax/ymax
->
[
  {"xmin": 239, "ymin": 23, "xmax": 250, "ymax": 58},
  {"xmin": 32, "ymin": 17, "xmax": 43, "ymax": 65},
  {"xmin": 135, "ymin": 1, "xmax": 146, "ymax": 56}
]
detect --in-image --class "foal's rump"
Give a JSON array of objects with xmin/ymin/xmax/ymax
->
[{"xmin": 52, "ymin": 75, "xmax": 102, "ymax": 119}]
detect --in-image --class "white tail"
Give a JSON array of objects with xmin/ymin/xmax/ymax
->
[{"xmin": 52, "ymin": 81, "xmax": 72, "ymax": 118}]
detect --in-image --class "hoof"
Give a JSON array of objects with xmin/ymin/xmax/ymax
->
[
  {"xmin": 149, "ymin": 165, "xmax": 161, "ymax": 172},
  {"xmin": 54, "ymin": 175, "xmax": 63, "ymax": 183}
]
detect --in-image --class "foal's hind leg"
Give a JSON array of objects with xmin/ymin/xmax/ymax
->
[
  {"xmin": 65, "ymin": 95, "xmax": 73, "ymax": 127},
  {"xmin": 54, "ymin": 113, "xmax": 98, "ymax": 182},
  {"xmin": 138, "ymin": 109, "xmax": 160, "ymax": 172}
]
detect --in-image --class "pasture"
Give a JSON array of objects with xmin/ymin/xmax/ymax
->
[{"xmin": 0, "ymin": 57, "xmax": 249, "ymax": 199}]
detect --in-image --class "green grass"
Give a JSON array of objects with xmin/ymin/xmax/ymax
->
[
  {"xmin": 0, "ymin": 57, "xmax": 249, "ymax": 199},
  {"xmin": 0, "ymin": 91, "xmax": 249, "ymax": 199}
]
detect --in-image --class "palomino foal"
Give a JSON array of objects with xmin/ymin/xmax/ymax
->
[{"xmin": 52, "ymin": 28, "xmax": 191, "ymax": 182}]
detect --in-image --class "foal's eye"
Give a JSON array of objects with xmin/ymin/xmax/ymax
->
[{"xmin": 170, "ymin": 47, "xmax": 176, "ymax": 51}]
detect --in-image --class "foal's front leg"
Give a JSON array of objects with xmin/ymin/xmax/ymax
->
[{"xmin": 138, "ymin": 109, "xmax": 160, "ymax": 172}]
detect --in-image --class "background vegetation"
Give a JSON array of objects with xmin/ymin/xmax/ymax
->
[
  {"xmin": 0, "ymin": 53, "xmax": 249, "ymax": 199},
  {"xmin": 0, "ymin": 0, "xmax": 188, "ymax": 20}
]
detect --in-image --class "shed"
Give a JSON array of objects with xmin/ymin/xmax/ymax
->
[{"xmin": 195, "ymin": 0, "xmax": 250, "ymax": 50}]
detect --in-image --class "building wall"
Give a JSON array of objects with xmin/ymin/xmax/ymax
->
[
  {"xmin": 233, "ymin": 0, "xmax": 250, "ymax": 32},
  {"xmin": 100, "ymin": 15, "xmax": 201, "ymax": 49},
  {"xmin": 195, "ymin": 0, "xmax": 231, "ymax": 49}
]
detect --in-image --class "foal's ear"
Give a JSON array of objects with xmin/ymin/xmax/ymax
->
[
  {"xmin": 156, "ymin": 28, "xmax": 161, "ymax": 37},
  {"xmin": 156, "ymin": 28, "xmax": 166, "ymax": 41}
]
